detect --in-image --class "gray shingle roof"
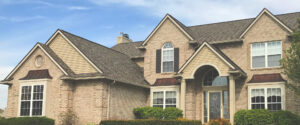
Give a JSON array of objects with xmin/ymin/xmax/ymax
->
[
  {"xmin": 58, "ymin": 30, "xmax": 148, "ymax": 87},
  {"xmin": 112, "ymin": 41, "xmax": 144, "ymax": 59},
  {"xmin": 187, "ymin": 12, "xmax": 300, "ymax": 43}
]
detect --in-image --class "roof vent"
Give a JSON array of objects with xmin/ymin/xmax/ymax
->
[{"xmin": 117, "ymin": 32, "xmax": 132, "ymax": 44}]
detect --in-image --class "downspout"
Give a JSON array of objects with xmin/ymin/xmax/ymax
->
[{"xmin": 106, "ymin": 80, "xmax": 116, "ymax": 119}]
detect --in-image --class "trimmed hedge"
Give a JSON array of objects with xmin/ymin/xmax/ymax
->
[
  {"xmin": 234, "ymin": 110, "xmax": 300, "ymax": 125},
  {"xmin": 208, "ymin": 118, "xmax": 231, "ymax": 125},
  {"xmin": 133, "ymin": 107, "xmax": 183, "ymax": 120},
  {"xmin": 0, "ymin": 117, "xmax": 54, "ymax": 125},
  {"xmin": 100, "ymin": 120, "xmax": 201, "ymax": 125},
  {"xmin": 273, "ymin": 110, "xmax": 300, "ymax": 125},
  {"xmin": 234, "ymin": 109, "xmax": 273, "ymax": 125}
]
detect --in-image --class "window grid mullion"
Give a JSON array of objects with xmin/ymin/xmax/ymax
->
[
  {"xmin": 30, "ymin": 85, "xmax": 33, "ymax": 116},
  {"xmin": 265, "ymin": 43, "xmax": 268, "ymax": 68},
  {"xmin": 264, "ymin": 88, "xmax": 267, "ymax": 110}
]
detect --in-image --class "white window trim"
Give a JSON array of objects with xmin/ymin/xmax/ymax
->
[
  {"xmin": 250, "ymin": 41, "xmax": 282, "ymax": 69},
  {"xmin": 247, "ymin": 82, "xmax": 285, "ymax": 110},
  {"xmin": 150, "ymin": 86, "xmax": 179, "ymax": 109},
  {"xmin": 161, "ymin": 43, "xmax": 174, "ymax": 73},
  {"xmin": 18, "ymin": 79, "xmax": 48, "ymax": 117}
]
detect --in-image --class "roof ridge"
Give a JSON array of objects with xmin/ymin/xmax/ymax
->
[
  {"xmin": 188, "ymin": 11, "xmax": 300, "ymax": 28},
  {"xmin": 59, "ymin": 29, "xmax": 133, "ymax": 58}
]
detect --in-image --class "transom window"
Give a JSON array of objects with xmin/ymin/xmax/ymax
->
[
  {"xmin": 162, "ymin": 42, "xmax": 174, "ymax": 72},
  {"xmin": 20, "ymin": 84, "xmax": 44, "ymax": 116},
  {"xmin": 203, "ymin": 68, "xmax": 219, "ymax": 86},
  {"xmin": 251, "ymin": 41, "xmax": 282, "ymax": 68},
  {"xmin": 152, "ymin": 91, "xmax": 177, "ymax": 109},
  {"xmin": 250, "ymin": 87, "xmax": 283, "ymax": 111}
]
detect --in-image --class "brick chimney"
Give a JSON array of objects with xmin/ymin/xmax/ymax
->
[{"xmin": 117, "ymin": 32, "xmax": 132, "ymax": 44}]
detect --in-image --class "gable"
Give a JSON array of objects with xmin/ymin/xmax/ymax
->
[
  {"xmin": 180, "ymin": 45, "xmax": 231, "ymax": 79},
  {"xmin": 243, "ymin": 13, "xmax": 290, "ymax": 42},
  {"xmin": 240, "ymin": 9, "xmax": 292, "ymax": 39},
  {"xmin": 142, "ymin": 14, "xmax": 193, "ymax": 46},
  {"xmin": 48, "ymin": 33, "xmax": 98, "ymax": 74},
  {"xmin": 5, "ymin": 45, "xmax": 66, "ymax": 81}
]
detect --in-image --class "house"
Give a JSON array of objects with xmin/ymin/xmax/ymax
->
[{"xmin": 1, "ymin": 8, "xmax": 300, "ymax": 125}]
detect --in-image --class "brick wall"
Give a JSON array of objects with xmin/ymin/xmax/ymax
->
[
  {"xmin": 108, "ymin": 82, "xmax": 149, "ymax": 120},
  {"xmin": 144, "ymin": 18, "xmax": 194, "ymax": 84}
]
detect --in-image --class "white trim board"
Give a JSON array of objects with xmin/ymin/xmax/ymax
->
[
  {"xmin": 5, "ymin": 44, "xmax": 68, "ymax": 80},
  {"xmin": 45, "ymin": 30, "xmax": 103, "ymax": 74},
  {"xmin": 239, "ymin": 8, "xmax": 293, "ymax": 39},
  {"xmin": 178, "ymin": 42, "xmax": 235, "ymax": 73},
  {"xmin": 142, "ymin": 14, "xmax": 194, "ymax": 46}
]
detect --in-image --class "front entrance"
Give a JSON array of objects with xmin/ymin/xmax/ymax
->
[
  {"xmin": 204, "ymin": 91, "xmax": 228, "ymax": 122},
  {"xmin": 209, "ymin": 92, "xmax": 221, "ymax": 120}
]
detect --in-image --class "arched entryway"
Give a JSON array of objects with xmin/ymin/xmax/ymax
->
[{"xmin": 194, "ymin": 65, "xmax": 229, "ymax": 123}]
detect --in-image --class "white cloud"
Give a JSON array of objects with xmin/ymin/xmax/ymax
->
[
  {"xmin": 89, "ymin": 0, "xmax": 300, "ymax": 25},
  {"xmin": 67, "ymin": 6, "xmax": 90, "ymax": 11},
  {"xmin": 0, "ymin": 15, "xmax": 45, "ymax": 22},
  {"xmin": 0, "ymin": 66, "xmax": 13, "ymax": 80}
]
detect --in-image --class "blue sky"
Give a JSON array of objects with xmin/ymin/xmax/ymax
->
[{"xmin": 1, "ymin": 0, "xmax": 300, "ymax": 109}]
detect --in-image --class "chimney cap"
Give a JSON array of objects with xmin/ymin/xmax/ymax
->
[{"xmin": 120, "ymin": 32, "xmax": 129, "ymax": 39}]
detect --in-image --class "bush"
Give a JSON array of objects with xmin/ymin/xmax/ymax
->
[
  {"xmin": 133, "ymin": 107, "xmax": 183, "ymax": 120},
  {"xmin": 235, "ymin": 109, "xmax": 273, "ymax": 125},
  {"xmin": 208, "ymin": 118, "xmax": 231, "ymax": 125},
  {"xmin": 234, "ymin": 110, "xmax": 247, "ymax": 125},
  {"xmin": 0, "ymin": 117, "xmax": 54, "ymax": 125},
  {"xmin": 272, "ymin": 110, "xmax": 300, "ymax": 125},
  {"xmin": 164, "ymin": 107, "xmax": 183, "ymax": 120},
  {"xmin": 133, "ymin": 107, "xmax": 152, "ymax": 119},
  {"xmin": 100, "ymin": 119, "xmax": 201, "ymax": 125}
]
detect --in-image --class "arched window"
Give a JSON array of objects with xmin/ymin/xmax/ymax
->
[
  {"xmin": 203, "ymin": 68, "xmax": 219, "ymax": 86},
  {"xmin": 162, "ymin": 42, "xmax": 174, "ymax": 72}
]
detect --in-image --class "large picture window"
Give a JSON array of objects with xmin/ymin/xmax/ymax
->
[
  {"xmin": 20, "ymin": 84, "xmax": 44, "ymax": 116},
  {"xmin": 251, "ymin": 41, "xmax": 282, "ymax": 68},
  {"xmin": 152, "ymin": 90, "xmax": 177, "ymax": 109},
  {"xmin": 162, "ymin": 42, "xmax": 174, "ymax": 72},
  {"xmin": 250, "ymin": 87, "xmax": 283, "ymax": 111}
]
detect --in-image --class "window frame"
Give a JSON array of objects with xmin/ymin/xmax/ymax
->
[
  {"xmin": 18, "ymin": 79, "xmax": 48, "ymax": 117},
  {"xmin": 161, "ymin": 42, "xmax": 175, "ymax": 73},
  {"xmin": 247, "ymin": 82, "xmax": 285, "ymax": 111},
  {"xmin": 250, "ymin": 41, "xmax": 282, "ymax": 69},
  {"xmin": 150, "ymin": 86, "xmax": 179, "ymax": 109}
]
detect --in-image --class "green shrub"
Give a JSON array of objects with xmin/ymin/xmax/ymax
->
[
  {"xmin": 100, "ymin": 119, "xmax": 201, "ymax": 125},
  {"xmin": 272, "ymin": 110, "xmax": 300, "ymax": 125},
  {"xmin": 208, "ymin": 118, "xmax": 231, "ymax": 125},
  {"xmin": 164, "ymin": 107, "xmax": 183, "ymax": 120},
  {"xmin": 0, "ymin": 117, "xmax": 54, "ymax": 125},
  {"xmin": 146, "ymin": 107, "xmax": 164, "ymax": 119},
  {"xmin": 234, "ymin": 110, "xmax": 247, "ymax": 125},
  {"xmin": 134, "ymin": 107, "xmax": 183, "ymax": 120},
  {"xmin": 133, "ymin": 107, "xmax": 151, "ymax": 119},
  {"xmin": 234, "ymin": 109, "xmax": 273, "ymax": 125}
]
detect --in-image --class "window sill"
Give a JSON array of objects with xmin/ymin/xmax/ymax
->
[
  {"xmin": 159, "ymin": 72, "xmax": 176, "ymax": 75},
  {"xmin": 250, "ymin": 66, "xmax": 282, "ymax": 71}
]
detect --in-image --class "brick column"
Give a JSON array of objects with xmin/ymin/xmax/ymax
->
[
  {"xmin": 180, "ymin": 79, "xmax": 186, "ymax": 117},
  {"xmin": 229, "ymin": 75, "xmax": 236, "ymax": 123}
]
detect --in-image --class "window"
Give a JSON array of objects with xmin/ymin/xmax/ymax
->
[
  {"xmin": 203, "ymin": 68, "xmax": 219, "ymax": 86},
  {"xmin": 20, "ymin": 84, "xmax": 44, "ymax": 116},
  {"xmin": 250, "ymin": 87, "xmax": 283, "ymax": 111},
  {"xmin": 251, "ymin": 41, "xmax": 282, "ymax": 68},
  {"xmin": 162, "ymin": 42, "xmax": 174, "ymax": 72},
  {"xmin": 152, "ymin": 91, "xmax": 177, "ymax": 109}
]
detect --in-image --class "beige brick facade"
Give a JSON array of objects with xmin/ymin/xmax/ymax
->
[
  {"xmin": 144, "ymin": 18, "xmax": 194, "ymax": 84},
  {"xmin": 4, "ymin": 9, "xmax": 300, "ymax": 125},
  {"xmin": 49, "ymin": 34, "xmax": 98, "ymax": 74}
]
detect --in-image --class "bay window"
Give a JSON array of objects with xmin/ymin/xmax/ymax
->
[
  {"xmin": 251, "ymin": 41, "xmax": 282, "ymax": 68},
  {"xmin": 249, "ymin": 86, "xmax": 284, "ymax": 111},
  {"xmin": 19, "ymin": 84, "xmax": 45, "ymax": 116},
  {"xmin": 152, "ymin": 89, "xmax": 178, "ymax": 109}
]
